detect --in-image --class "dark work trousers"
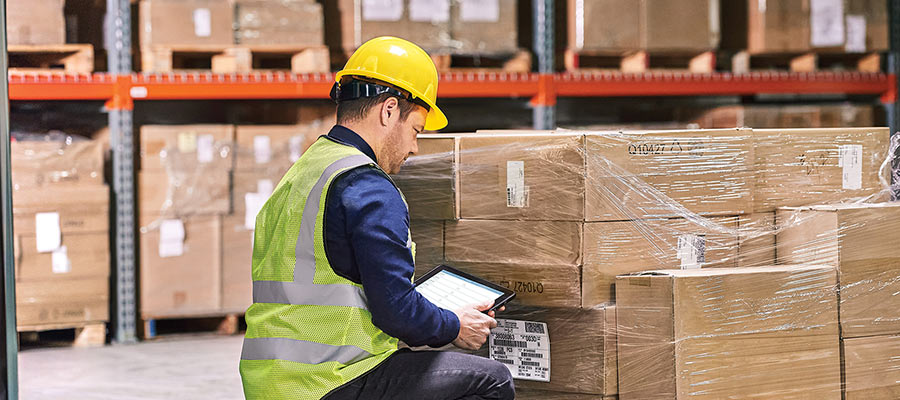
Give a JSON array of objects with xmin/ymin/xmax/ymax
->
[{"xmin": 323, "ymin": 348, "xmax": 516, "ymax": 400}]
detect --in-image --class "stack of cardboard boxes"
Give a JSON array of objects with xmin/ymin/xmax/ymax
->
[
  {"xmin": 11, "ymin": 137, "xmax": 110, "ymax": 331},
  {"xmin": 137, "ymin": 122, "xmax": 323, "ymax": 323},
  {"xmin": 7, "ymin": 0, "xmax": 66, "ymax": 45},
  {"xmin": 395, "ymin": 126, "xmax": 893, "ymax": 398},
  {"xmin": 687, "ymin": 104, "xmax": 876, "ymax": 130}
]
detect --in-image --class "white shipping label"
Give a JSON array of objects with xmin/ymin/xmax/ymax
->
[
  {"xmin": 253, "ymin": 135, "xmax": 272, "ymax": 164},
  {"xmin": 52, "ymin": 246, "xmax": 71, "ymax": 274},
  {"xmin": 35, "ymin": 212, "xmax": 62, "ymax": 253},
  {"xmin": 245, "ymin": 192, "xmax": 269, "ymax": 230},
  {"xmin": 460, "ymin": 0, "xmax": 500, "ymax": 22},
  {"xmin": 193, "ymin": 8, "xmax": 212, "ymax": 38},
  {"xmin": 810, "ymin": 0, "xmax": 844, "ymax": 47},
  {"xmin": 506, "ymin": 161, "xmax": 528, "ymax": 208},
  {"xmin": 257, "ymin": 179, "xmax": 274, "ymax": 197},
  {"xmin": 845, "ymin": 15, "xmax": 866, "ymax": 53},
  {"xmin": 410, "ymin": 0, "xmax": 450, "ymax": 22},
  {"xmin": 196, "ymin": 134, "xmax": 215, "ymax": 163},
  {"xmin": 677, "ymin": 234, "xmax": 706, "ymax": 269},
  {"xmin": 177, "ymin": 132, "xmax": 197, "ymax": 153},
  {"xmin": 362, "ymin": 0, "xmax": 403, "ymax": 21},
  {"xmin": 289, "ymin": 135, "xmax": 304, "ymax": 162},
  {"xmin": 158, "ymin": 219, "xmax": 186, "ymax": 258},
  {"xmin": 490, "ymin": 319, "xmax": 550, "ymax": 382},
  {"xmin": 840, "ymin": 144, "xmax": 863, "ymax": 190}
]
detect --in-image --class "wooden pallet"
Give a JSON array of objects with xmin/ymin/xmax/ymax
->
[
  {"xmin": 729, "ymin": 51, "xmax": 881, "ymax": 73},
  {"xmin": 141, "ymin": 312, "xmax": 242, "ymax": 340},
  {"xmin": 430, "ymin": 50, "xmax": 532, "ymax": 73},
  {"xmin": 141, "ymin": 45, "xmax": 330, "ymax": 74},
  {"xmin": 8, "ymin": 44, "xmax": 94, "ymax": 74},
  {"xmin": 18, "ymin": 322, "xmax": 106, "ymax": 348},
  {"xmin": 565, "ymin": 49, "xmax": 716, "ymax": 73}
]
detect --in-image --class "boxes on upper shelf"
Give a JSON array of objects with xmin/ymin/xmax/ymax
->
[{"xmin": 139, "ymin": 0, "xmax": 234, "ymax": 47}]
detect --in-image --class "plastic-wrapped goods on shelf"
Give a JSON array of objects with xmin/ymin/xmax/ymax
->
[
  {"xmin": 7, "ymin": 0, "xmax": 65, "ymax": 45},
  {"xmin": 617, "ymin": 266, "xmax": 842, "ymax": 399},
  {"xmin": 327, "ymin": 0, "xmax": 517, "ymax": 55},
  {"xmin": 10, "ymin": 132, "xmax": 105, "ymax": 190},
  {"xmin": 392, "ymin": 134, "xmax": 458, "ymax": 220},
  {"xmin": 686, "ymin": 104, "xmax": 876, "ymax": 130},
  {"xmin": 567, "ymin": 0, "xmax": 720, "ymax": 52},
  {"xmin": 9, "ymin": 134, "xmax": 110, "ymax": 330},
  {"xmin": 753, "ymin": 127, "xmax": 890, "ymax": 212},
  {"xmin": 842, "ymin": 335, "xmax": 900, "ymax": 400},
  {"xmin": 139, "ymin": 0, "xmax": 234, "ymax": 47},
  {"xmin": 410, "ymin": 219, "xmax": 444, "ymax": 268},
  {"xmin": 234, "ymin": 0, "xmax": 324, "ymax": 46}
]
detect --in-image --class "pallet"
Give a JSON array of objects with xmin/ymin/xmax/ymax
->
[
  {"xmin": 729, "ymin": 51, "xmax": 881, "ymax": 73},
  {"xmin": 18, "ymin": 322, "xmax": 106, "ymax": 348},
  {"xmin": 7, "ymin": 44, "xmax": 94, "ymax": 74},
  {"xmin": 565, "ymin": 49, "xmax": 716, "ymax": 73},
  {"xmin": 142, "ymin": 312, "xmax": 243, "ymax": 340},
  {"xmin": 430, "ymin": 50, "xmax": 532, "ymax": 73},
  {"xmin": 141, "ymin": 45, "xmax": 330, "ymax": 74}
]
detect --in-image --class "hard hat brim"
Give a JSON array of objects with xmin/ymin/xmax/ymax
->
[{"xmin": 335, "ymin": 69, "xmax": 448, "ymax": 131}]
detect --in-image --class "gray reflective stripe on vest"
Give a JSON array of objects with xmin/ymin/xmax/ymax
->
[
  {"xmin": 251, "ymin": 154, "xmax": 373, "ymax": 308},
  {"xmin": 241, "ymin": 337, "xmax": 372, "ymax": 365}
]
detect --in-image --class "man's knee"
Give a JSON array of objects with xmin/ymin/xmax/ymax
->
[{"xmin": 476, "ymin": 357, "xmax": 515, "ymax": 399}]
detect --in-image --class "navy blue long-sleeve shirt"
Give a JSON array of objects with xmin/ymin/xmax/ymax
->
[{"xmin": 321, "ymin": 125, "xmax": 460, "ymax": 347}]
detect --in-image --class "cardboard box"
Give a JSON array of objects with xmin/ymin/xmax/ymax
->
[
  {"xmin": 139, "ymin": 169, "xmax": 231, "ymax": 217},
  {"xmin": 478, "ymin": 305, "xmax": 617, "ymax": 396},
  {"xmin": 221, "ymin": 215, "xmax": 252, "ymax": 312},
  {"xmin": 16, "ymin": 278, "xmax": 109, "ymax": 328},
  {"xmin": 139, "ymin": 215, "xmax": 222, "ymax": 317},
  {"xmin": 616, "ymin": 266, "xmax": 841, "ymax": 400},
  {"xmin": 234, "ymin": 0, "xmax": 324, "ymax": 46},
  {"xmin": 777, "ymin": 203, "xmax": 900, "ymax": 338},
  {"xmin": 458, "ymin": 133, "xmax": 585, "ymax": 221},
  {"xmin": 234, "ymin": 125, "xmax": 318, "ymax": 172},
  {"xmin": 846, "ymin": 0, "xmax": 889, "ymax": 52},
  {"xmin": 15, "ymin": 232, "xmax": 109, "ymax": 281},
  {"xmin": 139, "ymin": 125, "xmax": 234, "ymax": 171},
  {"xmin": 7, "ymin": 0, "xmax": 65, "ymax": 45},
  {"xmin": 582, "ymin": 217, "xmax": 739, "ymax": 307},
  {"xmin": 429, "ymin": 262, "xmax": 582, "ymax": 309},
  {"xmin": 753, "ymin": 128, "xmax": 890, "ymax": 212},
  {"xmin": 568, "ymin": 0, "xmax": 718, "ymax": 52},
  {"xmin": 11, "ymin": 139, "xmax": 104, "ymax": 189},
  {"xmin": 12, "ymin": 186, "xmax": 109, "ymax": 234},
  {"xmin": 328, "ymin": 0, "xmax": 448, "ymax": 53},
  {"xmin": 843, "ymin": 335, "xmax": 900, "ymax": 400},
  {"xmin": 736, "ymin": 212, "xmax": 776, "ymax": 267},
  {"xmin": 410, "ymin": 219, "xmax": 444, "ymax": 268},
  {"xmin": 514, "ymin": 389, "xmax": 617, "ymax": 400},
  {"xmin": 585, "ymin": 129, "xmax": 754, "ymax": 221},
  {"xmin": 139, "ymin": 0, "xmax": 234, "ymax": 47},
  {"xmin": 687, "ymin": 104, "xmax": 875, "ymax": 129},
  {"xmin": 721, "ymin": 0, "xmax": 811, "ymax": 53},
  {"xmin": 393, "ymin": 134, "xmax": 457, "ymax": 220},
  {"xmin": 232, "ymin": 170, "xmax": 277, "ymax": 224},
  {"xmin": 445, "ymin": 220, "xmax": 582, "ymax": 266},
  {"xmin": 450, "ymin": 0, "xmax": 518, "ymax": 54}
]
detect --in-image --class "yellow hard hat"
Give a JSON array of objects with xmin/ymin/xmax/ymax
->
[{"xmin": 334, "ymin": 36, "xmax": 448, "ymax": 131}]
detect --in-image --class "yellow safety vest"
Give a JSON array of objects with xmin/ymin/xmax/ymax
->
[{"xmin": 239, "ymin": 137, "xmax": 414, "ymax": 399}]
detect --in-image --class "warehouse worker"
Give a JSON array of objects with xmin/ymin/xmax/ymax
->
[{"xmin": 239, "ymin": 36, "xmax": 515, "ymax": 400}]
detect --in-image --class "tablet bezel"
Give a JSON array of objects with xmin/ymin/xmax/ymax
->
[{"xmin": 414, "ymin": 264, "xmax": 516, "ymax": 313}]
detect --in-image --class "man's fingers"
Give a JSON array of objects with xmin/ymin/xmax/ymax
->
[{"xmin": 473, "ymin": 299, "xmax": 495, "ymax": 312}]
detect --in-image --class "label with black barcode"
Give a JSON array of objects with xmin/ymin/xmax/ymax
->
[{"xmin": 489, "ymin": 319, "xmax": 550, "ymax": 382}]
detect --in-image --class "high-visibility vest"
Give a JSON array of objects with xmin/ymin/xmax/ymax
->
[{"xmin": 239, "ymin": 137, "xmax": 414, "ymax": 399}]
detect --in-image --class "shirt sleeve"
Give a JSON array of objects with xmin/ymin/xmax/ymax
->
[{"xmin": 339, "ymin": 167, "xmax": 460, "ymax": 347}]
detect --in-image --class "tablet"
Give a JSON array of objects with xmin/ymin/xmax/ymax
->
[{"xmin": 414, "ymin": 265, "xmax": 515, "ymax": 313}]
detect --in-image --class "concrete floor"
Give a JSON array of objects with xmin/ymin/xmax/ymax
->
[{"xmin": 19, "ymin": 334, "xmax": 244, "ymax": 400}]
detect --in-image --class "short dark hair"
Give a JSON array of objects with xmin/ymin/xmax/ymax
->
[{"xmin": 336, "ymin": 93, "xmax": 421, "ymax": 126}]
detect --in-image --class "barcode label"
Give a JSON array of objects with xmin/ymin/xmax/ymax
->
[
  {"xmin": 490, "ymin": 319, "xmax": 550, "ymax": 382},
  {"xmin": 525, "ymin": 322, "xmax": 545, "ymax": 334},
  {"xmin": 493, "ymin": 339, "xmax": 528, "ymax": 348}
]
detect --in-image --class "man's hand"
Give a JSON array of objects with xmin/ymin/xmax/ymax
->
[{"xmin": 451, "ymin": 300, "xmax": 498, "ymax": 351}]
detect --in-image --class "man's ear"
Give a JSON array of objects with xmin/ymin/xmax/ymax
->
[{"xmin": 380, "ymin": 97, "xmax": 399, "ymax": 127}]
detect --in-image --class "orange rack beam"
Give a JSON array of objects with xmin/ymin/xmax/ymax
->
[{"xmin": 9, "ymin": 73, "xmax": 117, "ymax": 101}]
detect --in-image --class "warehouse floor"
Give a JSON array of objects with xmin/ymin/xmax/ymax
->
[{"xmin": 19, "ymin": 334, "xmax": 244, "ymax": 400}]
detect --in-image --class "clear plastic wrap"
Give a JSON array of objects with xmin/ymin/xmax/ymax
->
[
  {"xmin": 234, "ymin": 0, "xmax": 324, "ymax": 46},
  {"xmin": 391, "ymin": 127, "xmax": 899, "ymax": 398}
]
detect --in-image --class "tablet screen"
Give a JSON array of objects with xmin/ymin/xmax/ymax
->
[{"xmin": 416, "ymin": 269, "xmax": 505, "ymax": 311}]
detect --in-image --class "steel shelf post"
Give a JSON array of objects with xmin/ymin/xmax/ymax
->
[
  {"xmin": 106, "ymin": 0, "xmax": 137, "ymax": 344},
  {"xmin": 532, "ymin": 0, "xmax": 555, "ymax": 129},
  {"xmin": 0, "ymin": 0, "xmax": 18, "ymax": 396}
]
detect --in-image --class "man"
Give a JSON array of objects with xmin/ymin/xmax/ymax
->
[{"xmin": 239, "ymin": 37, "xmax": 515, "ymax": 400}]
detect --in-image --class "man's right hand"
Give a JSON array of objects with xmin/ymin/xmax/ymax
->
[{"xmin": 451, "ymin": 300, "xmax": 498, "ymax": 351}]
